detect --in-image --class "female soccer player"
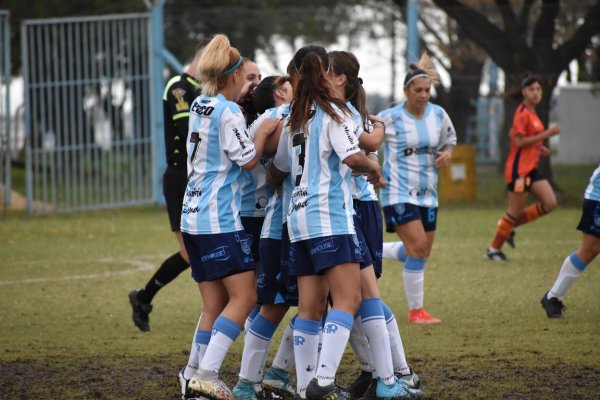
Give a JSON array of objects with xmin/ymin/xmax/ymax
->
[
  {"xmin": 271, "ymin": 44, "xmax": 380, "ymax": 400},
  {"xmin": 180, "ymin": 34, "xmax": 277, "ymax": 400},
  {"xmin": 486, "ymin": 74, "xmax": 560, "ymax": 261},
  {"xmin": 328, "ymin": 50, "xmax": 422, "ymax": 399},
  {"xmin": 541, "ymin": 164, "xmax": 600, "ymax": 318},
  {"xmin": 378, "ymin": 52, "xmax": 456, "ymax": 325},
  {"xmin": 232, "ymin": 76, "xmax": 298, "ymax": 400}
]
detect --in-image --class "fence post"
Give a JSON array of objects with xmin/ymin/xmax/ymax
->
[
  {"xmin": 0, "ymin": 11, "xmax": 10, "ymax": 207},
  {"xmin": 149, "ymin": 0, "xmax": 166, "ymax": 206}
]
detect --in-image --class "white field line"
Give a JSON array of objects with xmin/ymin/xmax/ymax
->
[{"xmin": 0, "ymin": 258, "xmax": 154, "ymax": 286}]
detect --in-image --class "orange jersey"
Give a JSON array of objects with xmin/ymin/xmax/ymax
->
[{"xmin": 504, "ymin": 104, "xmax": 545, "ymax": 183}]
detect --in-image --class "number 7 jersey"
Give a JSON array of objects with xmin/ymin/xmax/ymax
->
[{"xmin": 181, "ymin": 93, "xmax": 257, "ymax": 234}]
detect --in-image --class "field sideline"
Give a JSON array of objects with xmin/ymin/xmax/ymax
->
[{"xmin": 0, "ymin": 165, "xmax": 599, "ymax": 399}]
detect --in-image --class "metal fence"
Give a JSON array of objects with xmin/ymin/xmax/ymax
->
[
  {"xmin": 21, "ymin": 13, "xmax": 155, "ymax": 213},
  {"xmin": 0, "ymin": 10, "xmax": 10, "ymax": 208}
]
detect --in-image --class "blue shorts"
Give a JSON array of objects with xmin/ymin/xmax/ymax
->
[
  {"xmin": 182, "ymin": 231, "xmax": 255, "ymax": 283},
  {"xmin": 353, "ymin": 215, "xmax": 373, "ymax": 270},
  {"xmin": 353, "ymin": 200, "xmax": 383, "ymax": 277},
  {"xmin": 241, "ymin": 216, "xmax": 264, "ymax": 262},
  {"xmin": 278, "ymin": 223, "xmax": 298, "ymax": 306},
  {"xmin": 257, "ymin": 238, "xmax": 297, "ymax": 306},
  {"xmin": 383, "ymin": 203, "xmax": 438, "ymax": 233},
  {"xmin": 289, "ymin": 234, "xmax": 362, "ymax": 276},
  {"xmin": 577, "ymin": 199, "xmax": 600, "ymax": 238}
]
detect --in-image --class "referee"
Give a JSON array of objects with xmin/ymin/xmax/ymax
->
[{"xmin": 128, "ymin": 47, "xmax": 203, "ymax": 332}]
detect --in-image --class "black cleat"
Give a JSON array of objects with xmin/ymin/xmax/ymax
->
[
  {"xmin": 541, "ymin": 291, "xmax": 565, "ymax": 318},
  {"xmin": 128, "ymin": 289, "xmax": 152, "ymax": 331},
  {"xmin": 485, "ymin": 248, "xmax": 508, "ymax": 262},
  {"xmin": 347, "ymin": 370, "xmax": 372, "ymax": 399},
  {"xmin": 506, "ymin": 231, "xmax": 516, "ymax": 248},
  {"xmin": 306, "ymin": 378, "xmax": 350, "ymax": 400}
]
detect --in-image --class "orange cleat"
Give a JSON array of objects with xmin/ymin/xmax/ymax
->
[{"xmin": 408, "ymin": 308, "xmax": 442, "ymax": 324}]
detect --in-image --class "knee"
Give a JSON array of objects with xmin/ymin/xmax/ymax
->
[
  {"xmin": 542, "ymin": 198, "xmax": 557, "ymax": 213},
  {"xmin": 409, "ymin": 240, "xmax": 429, "ymax": 259}
]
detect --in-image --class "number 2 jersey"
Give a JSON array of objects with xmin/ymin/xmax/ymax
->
[
  {"xmin": 273, "ymin": 104, "xmax": 361, "ymax": 242},
  {"xmin": 181, "ymin": 93, "xmax": 257, "ymax": 234},
  {"xmin": 378, "ymin": 102, "xmax": 456, "ymax": 208}
]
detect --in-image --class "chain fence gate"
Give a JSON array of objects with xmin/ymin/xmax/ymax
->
[{"xmin": 22, "ymin": 13, "xmax": 157, "ymax": 213}]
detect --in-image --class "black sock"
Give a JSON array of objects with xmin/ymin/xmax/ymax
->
[{"xmin": 138, "ymin": 252, "xmax": 189, "ymax": 304}]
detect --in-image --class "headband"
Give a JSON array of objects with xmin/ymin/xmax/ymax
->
[
  {"xmin": 404, "ymin": 71, "xmax": 429, "ymax": 87},
  {"xmin": 222, "ymin": 56, "xmax": 243, "ymax": 76},
  {"xmin": 521, "ymin": 76, "xmax": 538, "ymax": 88}
]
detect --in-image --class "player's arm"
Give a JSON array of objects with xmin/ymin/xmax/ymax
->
[
  {"xmin": 514, "ymin": 125, "xmax": 560, "ymax": 148},
  {"xmin": 357, "ymin": 115, "xmax": 385, "ymax": 153}
]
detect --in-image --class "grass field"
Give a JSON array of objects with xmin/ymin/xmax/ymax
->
[{"xmin": 1, "ymin": 164, "xmax": 599, "ymax": 399}]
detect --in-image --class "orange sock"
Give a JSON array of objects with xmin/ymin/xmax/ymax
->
[
  {"xmin": 490, "ymin": 213, "xmax": 518, "ymax": 250},
  {"xmin": 516, "ymin": 203, "xmax": 546, "ymax": 226}
]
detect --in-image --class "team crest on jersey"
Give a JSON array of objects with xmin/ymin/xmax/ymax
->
[{"xmin": 172, "ymin": 88, "xmax": 189, "ymax": 111}]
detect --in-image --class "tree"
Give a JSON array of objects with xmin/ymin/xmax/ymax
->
[{"xmin": 432, "ymin": 0, "xmax": 600, "ymax": 182}]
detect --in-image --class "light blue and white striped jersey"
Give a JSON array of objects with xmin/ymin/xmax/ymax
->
[
  {"xmin": 272, "ymin": 124, "xmax": 296, "ymax": 229},
  {"xmin": 584, "ymin": 164, "xmax": 600, "ymax": 201},
  {"xmin": 280, "ymin": 104, "xmax": 361, "ymax": 242},
  {"xmin": 260, "ymin": 193, "xmax": 283, "ymax": 240},
  {"xmin": 378, "ymin": 102, "xmax": 456, "ymax": 208},
  {"xmin": 348, "ymin": 103, "xmax": 378, "ymax": 202},
  {"xmin": 239, "ymin": 106, "xmax": 287, "ymax": 217},
  {"xmin": 181, "ymin": 93, "xmax": 256, "ymax": 234}
]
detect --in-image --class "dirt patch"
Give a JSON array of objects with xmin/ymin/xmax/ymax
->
[{"xmin": 1, "ymin": 355, "xmax": 598, "ymax": 400}]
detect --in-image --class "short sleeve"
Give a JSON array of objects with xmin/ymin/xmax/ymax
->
[
  {"xmin": 512, "ymin": 109, "xmax": 528, "ymax": 137},
  {"xmin": 220, "ymin": 108, "xmax": 256, "ymax": 167},
  {"xmin": 438, "ymin": 109, "xmax": 457, "ymax": 148},
  {"xmin": 273, "ymin": 126, "xmax": 291, "ymax": 173},
  {"xmin": 328, "ymin": 112, "xmax": 361, "ymax": 161}
]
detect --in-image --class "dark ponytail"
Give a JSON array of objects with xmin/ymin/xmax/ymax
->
[
  {"xmin": 329, "ymin": 51, "xmax": 368, "ymax": 132},
  {"xmin": 288, "ymin": 46, "xmax": 350, "ymax": 133}
]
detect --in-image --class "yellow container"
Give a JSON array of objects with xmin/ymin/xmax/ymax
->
[{"xmin": 439, "ymin": 144, "xmax": 476, "ymax": 202}]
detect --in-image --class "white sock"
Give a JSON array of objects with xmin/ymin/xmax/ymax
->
[
  {"xmin": 403, "ymin": 257, "xmax": 426, "ymax": 310},
  {"xmin": 183, "ymin": 326, "xmax": 211, "ymax": 379},
  {"xmin": 239, "ymin": 314, "xmax": 278, "ymax": 382},
  {"xmin": 272, "ymin": 317, "xmax": 296, "ymax": 371},
  {"xmin": 293, "ymin": 317, "xmax": 321, "ymax": 397},
  {"xmin": 381, "ymin": 302, "xmax": 410, "ymax": 375},
  {"xmin": 359, "ymin": 299, "xmax": 394, "ymax": 385},
  {"xmin": 316, "ymin": 310, "xmax": 353, "ymax": 386},
  {"xmin": 382, "ymin": 242, "xmax": 406, "ymax": 261},
  {"xmin": 200, "ymin": 316, "xmax": 241, "ymax": 374},
  {"xmin": 549, "ymin": 252, "xmax": 587, "ymax": 300},
  {"xmin": 245, "ymin": 305, "xmax": 261, "ymax": 334},
  {"xmin": 349, "ymin": 316, "xmax": 371, "ymax": 372}
]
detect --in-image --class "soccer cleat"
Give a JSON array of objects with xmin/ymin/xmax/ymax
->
[
  {"xmin": 396, "ymin": 370, "xmax": 420, "ymax": 389},
  {"xmin": 408, "ymin": 308, "xmax": 441, "ymax": 325},
  {"xmin": 233, "ymin": 378, "xmax": 259, "ymax": 400},
  {"xmin": 541, "ymin": 291, "xmax": 565, "ymax": 318},
  {"xmin": 262, "ymin": 366, "xmax": 295, "ymax": 395},
  {"xmin": 506, "ymin": 231, "xmax": 516, "ymax": 248},
  {"xmin": 305, "ymin": 378, "xmax": 350, "ymax": 400},
  {"xmin": 485, "ymin": 248, "xmax": 508, "ymax": 262},
  {"xmin": 189, "ymin": 370, "xmax": 234, "ymax": 400},
  {"xmin": 128, "ymin": 289, "xmax": 152, "ymax": 332},
  {"xmin": 347, "ymin": 370, "xmax": 372, "ymax": 399},
  {"xmin": 374, "ymin": 377, "xmax": 422, "ymax": 399},
  {"xmin": 179, "ymin": 368, "xmax": 205, "ymax": 400}
]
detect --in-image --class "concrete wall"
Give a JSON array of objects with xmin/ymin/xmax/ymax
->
[{"xmin": 556, "ymin": 84, "xmax": 600, "ymax": 165}]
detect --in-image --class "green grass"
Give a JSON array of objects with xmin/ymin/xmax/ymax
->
[{"xmin": 1, "ymin": 164, "xmax": 599, "ymax": 399}]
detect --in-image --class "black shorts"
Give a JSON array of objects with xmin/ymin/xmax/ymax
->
[
  {"xmin": 577, "ymin": 199, "xmax": 600, "ymax": 238},
  {"xmin": 507, "ymin": 168, "xmax": 544, "ymax": 193},
  {"xmin": 241, "ymin": 216, "xmax": 264, "ymax": 262},
  {"xmin": 163, "ymin": 167, "xmax": 187, "ymax": 232}
]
